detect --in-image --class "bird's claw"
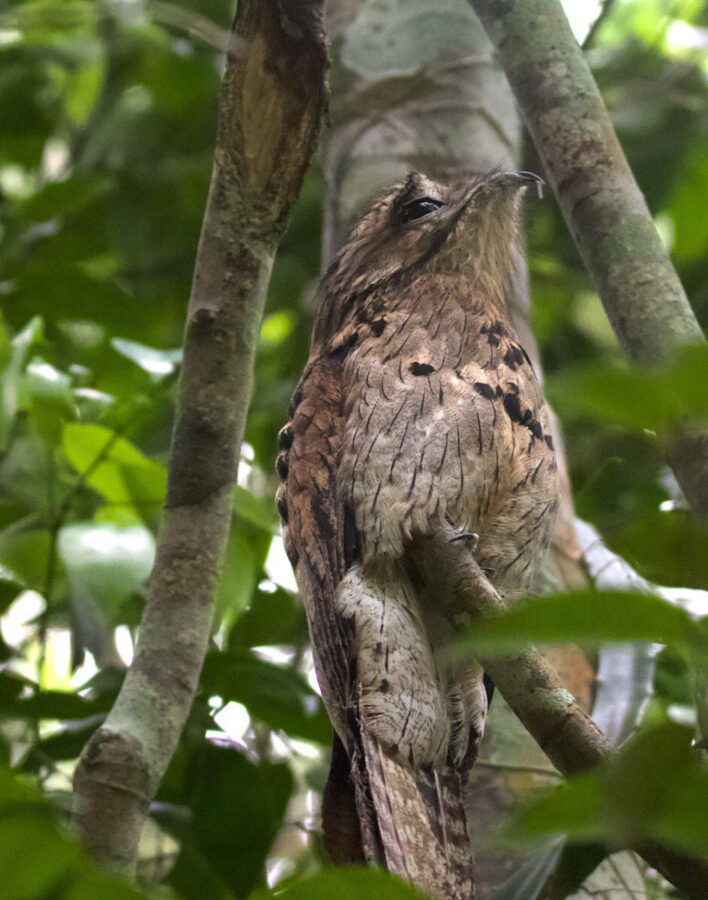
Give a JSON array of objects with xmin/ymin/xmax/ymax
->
[{"xmin": 450, "ymin": 530, "xmax": 479, "ymax": 553}]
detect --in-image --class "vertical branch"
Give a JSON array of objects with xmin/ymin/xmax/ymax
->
[
  {"xmin": 73, "ymin": 0, "xmax": 327, "ymax": 871},
  {"xmin": 469, "ymin": 0, "xmax": 708, "ymax": 513}
]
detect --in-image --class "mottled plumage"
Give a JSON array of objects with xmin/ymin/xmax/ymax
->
[{"xmin": 276, "ymin": 171, "xmax": 560, "ymax": 898}]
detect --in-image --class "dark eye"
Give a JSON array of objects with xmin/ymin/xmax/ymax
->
[{"xmin": 400, "ymin": 197, "xmax": 443, "ymax": 224}]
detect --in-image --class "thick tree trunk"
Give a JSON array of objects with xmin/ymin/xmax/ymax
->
[{"xmin": 73, "ymin": 0, "xmax": 327, "ymax": 871}]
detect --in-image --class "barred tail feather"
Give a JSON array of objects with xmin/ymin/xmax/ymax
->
[{"xmin": 361, "ymin": 730, "xmax": 475, "ymax": 899}]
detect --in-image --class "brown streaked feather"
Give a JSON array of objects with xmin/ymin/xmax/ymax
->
[{"xmin": 277, "ymin": 170, "xmax": 559, "ymax": 899}]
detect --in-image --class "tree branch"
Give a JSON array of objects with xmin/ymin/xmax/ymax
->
[
  {"xmin": 73, "ymin": 0, "xmax": 327, "ymax": 871},
  {"xmin": 469, "ymin": 0, "xmax": 708, "ymax": 514},
  {"xmin": 410, "ymin": 524, "xmax": 708, "ymax": 898}
]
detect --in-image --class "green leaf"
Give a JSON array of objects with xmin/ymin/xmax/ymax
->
[
  {"xmin": 21, "ymin": 357, "xmax": 75, "ymax": 443},
  {"xmin": 0, "ymin": 563, "xmax": 26, "ymax": 614},
  {"xmin": 232, "ymin": 485, "xmax": 279, "ymax": 533},
  {"xmin": 21, "ymin": 175, "xmax": 111, "ymax": 222},
  {"xmin": 506, "ymin": 723, "xmax": 708, "ymax": 856},
  {"xmin": 0, "ymin": 671, "xmax": 108, "ymax": 720},
  {"xmin": 0, "ymin": 316, "xmax": 44, "ymax": 451},
  {"xmin": 180, "ymin": 743, "xmax": 293, "ymax": 897},
  {"xmin": 111, "ymin": 337, "xmax": 181, "ymax": 379},
  {"xmin": 216, "ymin": 529, "xmax": 260, "ymax": 631},
  {"xmin": 504, "ymin": 773, "xmax": 604, "ymax": 845},
  {"xmin": 250, "ymin": 867, "xmax": 426, "ymax": 899},
  {"xmin": 0, "ymin": 528, "xmax": 55, "ymax": 594},
  {"xmin": 670, "ymin": 148, "xmax": 708, "ymax": 262},
  {"xmin": 0, "ymin": 764, "xmax": 146, "ymax": 899},
  {"xmin": 201, "ymin": 648, "xmax": 331, "ymax": 744},
  {"xmin": 547, "ymin": 343, "xmax": 708, "ymax": 433},
  {"xmin": 230, "ymin": 587, "xmax": 306, "ymax": 648},
  {"xmin": 62, "ymin": 423, "xmax": 166, "ymax": 515},
  {"xmin": 58, "ymin": 522, "xmax": 154, "ymax": 617},
  {"xmin": 457, "ymin": 590, "xmax": 704, "ymax": 656},
  {"xmin": 612, "ymin": 510, "xmax": 708, "ymax": 590}
]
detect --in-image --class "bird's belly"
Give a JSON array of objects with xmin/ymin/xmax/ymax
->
[{"xmin": 339, "ymin": 365, "xmax": 558, "ymax": 596}]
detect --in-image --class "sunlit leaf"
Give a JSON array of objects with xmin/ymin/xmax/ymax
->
[
  {"xmin": 111, "ymin": 337, "xmax": 181, "ymax": 379},
  {"xmin": 62, "ymin": 423, "xmax": 166, "ymax": 514},
  {"xmin": 0, "ymin": 316, "xmax": 44, "ymax": 451},
  {"xmin": 201, "ymin": 648, "xmax": 330, "ymax": 744},
  {"xmin": 250, "ymin": 867, "xmax": 426, "ymax": 899},
  {"xmin": 58, "ymin": 521, "xmax": 154, "ymax": 616},
  {"xmin": 21, "ymin": 357, "xmax": 75, "ymax": 443}
]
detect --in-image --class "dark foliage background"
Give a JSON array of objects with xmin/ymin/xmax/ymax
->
[{"xmin": 0, "ymin": 1, "xmax": 706, "ymax": 897}]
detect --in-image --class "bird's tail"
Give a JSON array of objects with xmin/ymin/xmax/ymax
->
[{"xmin": 362, "ymin": 730, "xmax": 475, "ymax": 899}]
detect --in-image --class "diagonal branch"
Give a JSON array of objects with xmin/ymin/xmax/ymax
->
[
  {"xmin": 410, "ymin": 524, "xmax": 708, "ymax": 899},
  {"xmin": 73, "ymin": 0, "xmax": 327, "ymax": 872},
  {"xmin": 469, "ymin": 0, "xmax": 708, "ymax": 514}
]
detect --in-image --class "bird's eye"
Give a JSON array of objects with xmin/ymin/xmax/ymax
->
[{"xmin": 400, "ymin": 197, "xmax": 443, "ymax": 224}]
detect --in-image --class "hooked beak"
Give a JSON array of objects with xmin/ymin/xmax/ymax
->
[
  {"xmin": 501, "ymin": 170, "xmax": 545, "ymax": 198},
  {"xmin": 456, "ymin": 171, "xmax": 545, "ymax": 213}
]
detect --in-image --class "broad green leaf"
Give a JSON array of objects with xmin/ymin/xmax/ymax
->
[
  {"xmin": 182, "ymin": 744, "xmax": 293, "ymax": 897},
  {"xmin": 505, "ymin": 774, "xmax": 605, "ymax": 845},
  {"xmin": 0, "ymin": 563, "xmax": 25, "ymax": 613},
  {"xmin": 216, "ymin": 529, "xmax": 259, "ymax": 630},
  {"xmin": 21, "ymin": 357, "xmax": 75, "ymax": 443},
  {"xmin": 548, "ymin": 366, "xmax": 673, "ymax": 431},
  {"xmin": 0, "ymin": 765, "xmax": 146, "ymax": 899},
  {"xmin": 232, "ymin": 485, "xmax": 279, "ymax": 533},
  {"xmin": 457, "ymin": 590, "xmax": 703, "ymax": 656},
  {"xmin": 0, "ymin": 528, "xmax": 55, "ymax": 594},
  {"xmin": 62, "ymin": 423, "xmax": 166, "ymax": 514},
  {"xmin": 58, "ymin": 522, "xmax": 154, "ymax": 617},
  {"xmin": 506, "ymin": 723, "xmax": 708, "ymax": 856},
  {"xmin": 230, "ymin": 586, "xmax": 306, "ymax": 648},
  {"xmin": 201, "ymin": 648, "xmax": 331, "ymax": 744},
  {"xmin": 111, "ymin": 337, "xmax": 181, "ymax": 379},
  {"xmin": 612, "ymin": 509, "xmax": 708, "ymax": 590},
  {"xmin": 547, "ymin": 343, "xmax": 708, "ymax": 433},
  {"xmin": 0, "ymin": 670, "xmax": 108, "ymax": 720},
  {"xmin": 250, "ymin": 867, "xmax": 426, "ymax": 899},
  {"xmin": 0, "ymin": 316, "xmax": 44, "ymax": 451},
  {"xmin": 21, "ymin": 175, "xmax": 111, "ymax": 222},
  {"xmin": 670, "ymin": 148, "xmax": 708, "ymax": 262}
]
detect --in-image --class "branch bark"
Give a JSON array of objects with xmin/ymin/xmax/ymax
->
[
  {"xmin": 73, "ymin": 0, "xmax": 327, "ymax": 871},
  {"xmin": 469, "ymin": 0, "xmax": 708, "ymax": 515},
  {"xmin": 411, "ymin": 525, "xmax": 708, "ymax": 899}
]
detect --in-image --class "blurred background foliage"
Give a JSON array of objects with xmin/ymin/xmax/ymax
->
[{"xmin": 0, "ymin": 0, "xmax": 706, "ymax": 897}]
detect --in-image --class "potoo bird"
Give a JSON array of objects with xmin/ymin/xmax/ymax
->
[{"xmin": 276, "ymin": 171, "xmax": 560, "ymax": 899}]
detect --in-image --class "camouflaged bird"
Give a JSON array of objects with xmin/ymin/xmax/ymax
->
[{"xmin": 276, "ymin": 171, "xmax": 560, "ymax": 899}]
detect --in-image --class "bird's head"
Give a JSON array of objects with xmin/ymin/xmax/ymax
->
[{"xmin": 316, "ymin": 170, "xmax": 542, "ymax": 343}]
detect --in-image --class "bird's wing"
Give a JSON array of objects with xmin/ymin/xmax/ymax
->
[{"xmin": 278, "ymin": 354, "xmax": 475, "ymax": 898}]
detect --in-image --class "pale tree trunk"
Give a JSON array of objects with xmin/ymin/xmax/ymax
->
[
  {"xmin": 73, "ymin": 0, "xmax": 327, "ymax": 872},
  {"xmin": 470, "ymin": 0, "xmax": 707, "ymax": 516},
  {"xmin": 320, "ymin": 1, "xmax": 651, "ymax": 896}
]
